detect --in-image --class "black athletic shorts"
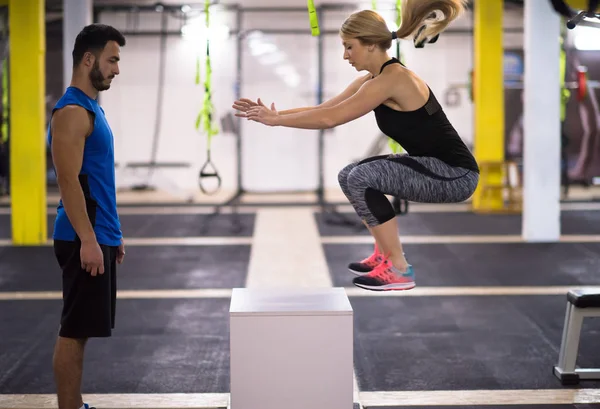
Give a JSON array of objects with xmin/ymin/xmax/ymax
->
[{"xmin": 53, "ymin": 239, "xmax": 118, "ymax": 338}]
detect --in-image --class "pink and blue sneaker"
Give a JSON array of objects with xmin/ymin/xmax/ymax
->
[
  {"xmin": 352, "ymin": 258, "xmax": 415, "ymax": 291},
  {"xmin": 347, "ymin": 248, "xmax": 383, "ymax": 276}
]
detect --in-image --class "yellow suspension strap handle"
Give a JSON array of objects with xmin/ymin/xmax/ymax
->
[
  {"xmin": 308, "ymin": 0, "xmax": 320, "ymax": 36},
  {"xmin": 196, "ymin": 0, "xmax": 221, "ymax": 195}
]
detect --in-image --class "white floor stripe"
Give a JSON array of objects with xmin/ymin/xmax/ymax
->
[
  {"xmin": 0, "ymin": 289, "xmax": 235, "ymax": 301},
  {"xmin": 321, "ymin": 234, "xmax": 600, "ymax": 244},
  {"xmin": 1, "ymin": 285, "xmax": 598, "ymax": 301},
  {"xmin": 0, "ymin": 206, "xmax": 256, "ymax": 216},
  {"xmin": 2, "ymin": 389, "xmax": 599, "ymax": 408},
  {"xmin": 4, "ymin": 234, "xmax": 600, "ymax": 248},
  {"xmin": 245, "ymin": 208, "xmax": 332, "ymax": 288},
  {"xmin": 0, "ymin": 237, "xmax": 253, "ymax": 247},
  {"xmin": 2, "ymin": 199, "xmax": 600, "ymax": 216},
  {"xmin": 562, "ymin": 202, "xmax": 600, "ymax": 211},
  {"xmin": 343, "ymin": 285, "xmax": 600, "ymax": 297},
  {"xmin": 0, "ymin": 393, "xmax": 230, "ymax": 409},
  {"xmin": 114, "ymin": 207, "xmax": 256, "ymax": 215},
  {"xmin": 359, "ymin": 388, "xmax": 600, "ymax": 406},
  {"xmin": 120, "ymin": 237, "xmax": 254, "ymax": 246}
]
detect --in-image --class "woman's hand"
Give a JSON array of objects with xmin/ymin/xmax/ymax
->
[
  {"xmin": 232, "ymin": 98, "xmax": 277, "ymax": 119},
  {"xmin": 232, "ymin": 97, "xmax": 279, "ymax": 126},
  {"xmin": 245, "ymin": 103, "xmax": 279, "ymax": 126},
  {"xmin": 232, "ymin": 98, "xmax": 260, "ymax": 117}
]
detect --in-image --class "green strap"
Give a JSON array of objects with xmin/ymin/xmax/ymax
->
[
  {"xmin": 388, "ymin": 0, "xmax": 405, "ymax": 154},
  {"xmin": 1, "ymin": 15, "xmax": 7, "ymax": 145},
  {"xmin": 196, "ymin": 0, "xmax": 218, "ymax": 150},
  {"xmin": 308, "ymin": 0, "xmax": 320, "ymax": 36},
  {"xmin": 1, "ymin": 58, "xmax": 7, "ymax": 144},
  {"xmin": 559, "ymin": 36, "xmax": 570, "ymax": 122}
]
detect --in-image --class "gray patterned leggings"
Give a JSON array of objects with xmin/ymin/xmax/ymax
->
[{"xmin": 338, "ymin": 154, "xmax": 479, "ymax": 227}]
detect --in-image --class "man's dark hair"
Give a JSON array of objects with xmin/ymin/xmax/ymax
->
[{"xmin": 72, "ymin": 24, "xmax": 126, "ymax": 67}]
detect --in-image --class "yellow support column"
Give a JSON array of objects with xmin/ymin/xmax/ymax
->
[
  {"xmin": 472, "ymin": 0, "xmax": 505, "ymax": 213},
  {"xmin": 9, "ymin": 0, "xmax": 47, "ymax": 244},
  {"xmin": 566, "ymin": 0, "xmax": 600, "ymax": 11}
]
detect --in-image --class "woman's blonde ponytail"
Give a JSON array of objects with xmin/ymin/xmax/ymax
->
[
  {"xmin": 339, "ymin": 0, "xmax": 466, "ymax": 50},
  {"xmin": 395, "ymin": 0, "xmax": 468, "ymax": 45}
]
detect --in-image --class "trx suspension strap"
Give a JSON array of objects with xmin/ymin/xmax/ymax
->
[
  {"xmin": 1, "ymin": 24, "xmax": 7, "ymax": 147},
  {"xmin": 197, "ymin": 0, "xmax": 221, "ymax": 194},
  {"xmin": 308, "ymin": 0, "xmax": 320, "ymax": 36},
  {"xmin": 559, "ymin": 34, "xmax": 570, "ymax": 122},
  {"xmin": 1, "ymin": 55, "xmax": 7, "ymax": 146},
  {"xmin": 388, "ymin": 0, "xmax": 405, "ymax": 154}
]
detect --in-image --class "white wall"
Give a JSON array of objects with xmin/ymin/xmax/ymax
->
[{"xmin": 98, "ymin": 5, "xmax": 524, "ymax": 194}]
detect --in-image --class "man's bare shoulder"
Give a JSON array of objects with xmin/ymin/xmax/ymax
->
[
  {"xmin": 52, "ymin": 104, "xmax": 90, "ymax": 122},
  {"xmin": 51, "ymin": 105, "xmax": 93, "ymax": 139}
]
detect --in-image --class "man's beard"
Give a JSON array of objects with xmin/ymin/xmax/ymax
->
[{"xmin": 89, "ymin": 62, "xmax": 112, "ymax": 91}]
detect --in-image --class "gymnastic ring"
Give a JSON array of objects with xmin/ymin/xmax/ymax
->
[{"xmin": 198, "ymin": 159, "xmax": 222, "ymax": 195}]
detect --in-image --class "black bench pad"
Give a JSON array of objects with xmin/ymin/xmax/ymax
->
[{"xmin": 568, "ymin": 288, "xmax": 600, "ymax": 308}]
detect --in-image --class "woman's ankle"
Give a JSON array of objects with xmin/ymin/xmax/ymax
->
[{"xmin": 388, "ymin": 255, "xmax": 409, "ymax": 272}]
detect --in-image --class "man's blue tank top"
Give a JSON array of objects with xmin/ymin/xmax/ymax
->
[{"xmin": 47, "ymin": 86, "xmax": 122, "ymax": 247}]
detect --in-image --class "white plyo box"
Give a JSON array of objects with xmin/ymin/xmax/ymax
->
[{"xmin": 229, "ymin": 287, "xmax": 354, "ymax": 409}]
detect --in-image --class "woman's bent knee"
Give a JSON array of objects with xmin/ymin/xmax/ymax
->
[{"xmin": 338, "ymin": 162, "xmax": 358, "ymax": 188}]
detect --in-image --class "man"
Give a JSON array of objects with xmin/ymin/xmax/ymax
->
[{"xmin": 47, "ymin": 24, "xmax": 126, "ymax": 409}]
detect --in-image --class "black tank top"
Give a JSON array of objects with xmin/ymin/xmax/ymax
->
[{"xmin": 373, "ymin": 58, "xmax": 479, "ymax": 173}]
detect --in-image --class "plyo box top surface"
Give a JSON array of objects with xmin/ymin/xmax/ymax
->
[{"xmin": 229, "ymin": 287, "xmax": 353, "ymax": 316}]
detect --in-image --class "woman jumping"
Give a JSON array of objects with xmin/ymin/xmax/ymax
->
[{"xmin": 232, "ymin": 0, "xmax": 479, "ymax": 291}]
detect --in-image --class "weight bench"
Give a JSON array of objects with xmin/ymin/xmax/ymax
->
[{"xmin": 553, "ymin": 288, "xmax": 600, "ymax": 385}]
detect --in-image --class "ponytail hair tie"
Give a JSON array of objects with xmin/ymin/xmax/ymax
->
[{"xmin": 391, "ymin": 31, "xmax": 398, "ymax": 40}]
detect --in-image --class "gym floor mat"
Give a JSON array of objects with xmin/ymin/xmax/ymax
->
[
  {"xmin": 0, "ymin": 298, "xmax": 231, "ymax": 394},
  {"xmin": 350, "ymin": 294, "xmax": 600, "ymax": 391},
  {"xmin": 0, "ymin": 244, "xmax": 250, "ymax": 292},
  {"xmin": 0, "ymin": 213, "xmax": 255, "ymax": 239},
  {"xmin": 315, "ymin": 210, "xmax": 600, "ymax": 236},
  {"xmin": 2, "ymin": 295, "xmax": 599, "ymax": 394},
  {"xmin": 118, "ymin": 213, "xmax": 255, "ymax": 237},
  {"xmin": 324, "ymin": 242, "xmax": 600, "ymax": 287}
]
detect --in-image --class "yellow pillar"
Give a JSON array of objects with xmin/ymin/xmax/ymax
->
[
  {"xmin": 9, "ymin": 0, "xmax": 47, "ymax": 244},
  {"xmin": 565, "ymin": 0, "xmax": 600, "ymax": 11},
  {"xmin": 472, "ymin": 0, "xmax": 505, "ymax": 212}
]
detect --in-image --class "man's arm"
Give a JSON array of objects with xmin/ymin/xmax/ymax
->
[
  {"xmin": 50, "ymin": 105, "xmax": 96, "ymax": 243},
  {"xmin": 278, "ymin": 73, "xmax": 371, "ymax": 115}
]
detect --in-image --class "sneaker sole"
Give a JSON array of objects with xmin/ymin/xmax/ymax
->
[
  {"xmin": 353, "ymin": 282, "xmax": 416, "ymax": 291},
  {"xmin": 348, "ymin": 268, "xmax": 373, "ymax": 276}
]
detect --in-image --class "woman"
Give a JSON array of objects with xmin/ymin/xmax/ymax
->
[{"xmin": 232, "ymin": 0, "xmax": 479, "ymax": 291}]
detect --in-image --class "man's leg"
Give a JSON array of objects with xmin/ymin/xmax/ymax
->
[
  {"xmin": 52, "ymin": 239, "xmax": 115, "ymax": 409},
  {"xmin": 53, "ymin": 337, "xmax": 87, "ymax": 409}
]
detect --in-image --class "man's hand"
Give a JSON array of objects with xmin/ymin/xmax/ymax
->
[
  {"xmin": 117, "ymin": 238, "xmax": 125, "ymax": 264},
  {"xmin": 80, "ymin": 239, "xmax": 105, "ymax": 276}
]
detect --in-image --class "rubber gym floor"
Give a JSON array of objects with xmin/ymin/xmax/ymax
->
[{"xmin": 1, "ymin": 192, "xmax": 600, "ymax": 409}]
